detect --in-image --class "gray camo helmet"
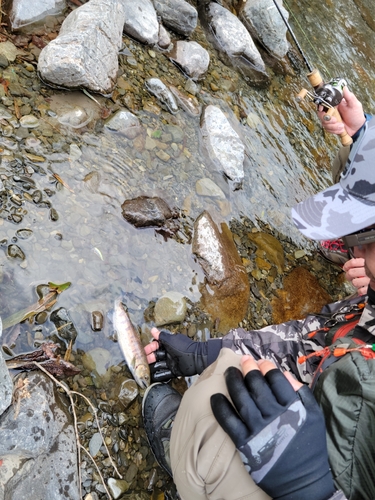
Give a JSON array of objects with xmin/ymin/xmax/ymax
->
[{"xmin": 292, "ymin": 116, "xmax": 375, "ymax": 240}]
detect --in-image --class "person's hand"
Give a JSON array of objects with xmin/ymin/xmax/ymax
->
[
  {"xmin": 144, "ymin": 327, "xmax": 209, "ymax": 382},
  {"xmin": 211, "ymin": 356, "xmax": 336, "ymax": 500},
  {"xmin": 343, "ymin": 258, "xmax": 369, "ymax": 296},
  {"xmin": 317, "ymin": 86, "xmax": 365, "ymax": 137}
]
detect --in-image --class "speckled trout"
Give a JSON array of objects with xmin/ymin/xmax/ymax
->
[{"xmin": 113, "ymin": 299, "xmax": 150, "ymax": 389}]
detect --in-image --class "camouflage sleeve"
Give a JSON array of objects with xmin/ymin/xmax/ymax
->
[{"xmin": 221, "ymin": 295, "xmax": 365, "ymax": 384}]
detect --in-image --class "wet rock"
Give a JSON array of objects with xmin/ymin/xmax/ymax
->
[
  {"xmin": 10, "ymin": 0, "xmax": 67, "ymax": 31},
  {"xmin": 88, "ymin": 432, "xmax": 102, "ymax": 457},
  {"xmin": 200, "ymin": 105, "xmax": 245, "ymax": 190},
  {"xmin": 154, "ymin": 291, "xmax": 187, "ymax": 326},
  {"xmin": 271, "ymin": 267, "xmax": 332, "ymax": 323},
  {"xmin": 240, "ymin": 0, "xmax": 290, "ymax": 59},
  {"xmin": 153, "ymin": 0, "xmax": 198, "ymax": 36},
  {"xmin": 123, "ymin": 0, "xmax": 159, "ymax": 45},
  {"xmin": 0, "ymin": 41, "xmax": 19, "ymax": 62},
  {"xmin": 7, "ymin": 244, "xmax": 25, "ymax": 260},
  {"xmin": 91, "ymin": 310, "xmax": 104, "ymax": 331},
  {"xmin": 57, "ymin": 106, "xmax": 92, "ymax": 129},
  {"xmin": 352, "ymin": 0, "xmax": 375, "ymax": 31},
  {"xmin": 145, "ymin": 78, "xmax": 178, "ymax": 114},
  {"xmin": 118, "ymin": 378, "xmax": 139, "ymax": 408},
  {"xmin": 192, "ymin": 211, "xmax": 250, "ymax": 332},
  {"xmin": 50, "ymin": 307, "xmax": 78, "ymax": 345},
  {"xmin": 15, "ymin": 228, "xmax": 33, "ymax": 239},
  {"xmin": 121, "ymin": 196, "xmax": 174, "ymax": 228},
  {"xmin": 200, "ymin": 2, "xmax": 267, "ymax": 83},
  {"xmin": 104, "ymin": 110, "xmax": 142, "ymax": 139},
  {"xmin": 107, "ymin": 478, "xmax": 130, "ymax": 499},
  {"xmin": 158, "ymin": 25, "xmax": 172, "ymax": 50},
  {"xmin": 196, "ymin": 177, "xmax": 225, "ymax": 198},
  {"xmin": 168, "ymin": 41, "xmax": 210, "ymax": 81},
  {"xmin": 82, "ymin": 348, "xmax": 111, "ymax": 376},
  {"xmin": 0, "ymin": 371, "xmax": 79, "ymax": 499},
  {"xmin": 19, "ymin": 114, "xmax": 40, "ymax": 128},
  {"xmin": 38, "ymin": 0, "xmax": 125, "ymax": 93},
  {"xmin": 0, "ymin": 341, "xmax": 12, "ymax": 416},
  {"xmin": 169, "ymin": 85, "xmax": 201, "ymax": 117},
  {"xmin": 247, "ymin": 232, "xmax": 285, "ymax": 272}
]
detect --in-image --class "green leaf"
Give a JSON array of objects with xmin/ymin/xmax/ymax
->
[
  {"xmin": 151, "ymin": 130, "xmax": 162, "ymax": 138},
  {"xmin": 48, "ymin": 281, "xmax": 71, "ymax": 293}
]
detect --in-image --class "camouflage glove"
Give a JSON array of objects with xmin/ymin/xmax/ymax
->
[
  {"xmin": 211, "ymin": 366, "xmax": 336, "ymax": 500},
  {"xmin": 150, "ymin": 330, "xmax": 210, "ymax": 382}
]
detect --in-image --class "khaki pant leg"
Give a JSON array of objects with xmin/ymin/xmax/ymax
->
[{"xmin": 170, "ymin": 348, "xmax": 271, "ymax": 500}]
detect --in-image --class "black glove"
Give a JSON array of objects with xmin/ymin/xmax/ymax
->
[
  {"xmin": 211, "ymin": 366, "xmax": 336, "ymax": 500},
  {"xmin": 150, "ymin": 330, "xmax": 210, "ymax": 382}
]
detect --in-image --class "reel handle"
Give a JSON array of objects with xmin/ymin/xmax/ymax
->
[{"xmin": 306, "ymin": 69, "xmax": 353, "ymax": 147}]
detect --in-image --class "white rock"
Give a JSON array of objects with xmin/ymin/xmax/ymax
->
[
  {"xmin": 10, "ymin": 0, "xmax": 67, "ymax": 30},
  {"xmin": 38, "ymin": 0, "xmax": 125, "ymax": 94},
  {"xmin": 122, "ymin": 0, "xmax": 159, "ymax": 45},
  {"xmin": 201, "ymin": 105, "xmax": 245, "ymax": 190}
]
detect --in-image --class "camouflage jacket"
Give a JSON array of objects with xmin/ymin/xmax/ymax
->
[{"xmin": 221, "ymin": 293, "xmax": 374, "ymax": 385}]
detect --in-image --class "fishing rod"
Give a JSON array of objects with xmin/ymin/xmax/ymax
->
[{"xmin": 272, "ymin": 0, "xmax": 352, "ymax": 146}]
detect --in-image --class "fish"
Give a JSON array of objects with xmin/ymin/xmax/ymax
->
[{"xmin": 113, "ymin": 299, "xmax": 150, "ymax": 389}]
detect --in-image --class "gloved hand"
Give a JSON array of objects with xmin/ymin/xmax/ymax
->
[
  {"xmin": 211, "ymin": 357, "xmax": 336, "ymax": 500},
  {"xmin": 144, "ymin": 328, "xmax": 210, "ymax": 382}
]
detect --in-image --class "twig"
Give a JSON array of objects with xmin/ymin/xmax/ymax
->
[{"xmin": 31, "ymin": 361, "xmax": 122, "ymax": 500}]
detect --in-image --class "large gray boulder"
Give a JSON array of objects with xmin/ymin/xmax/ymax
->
[
  {"xmin": 240, "ymin": 0, "xmax": 290, "ymax": 59},
  {"xmin": 153, "ymin": 0, "xmax": 198, "ymax": 36},
  {"xmin": 200, "ymin": 105, "xmax": 245, "ymax": 190},
  {"xmin": 37, "ymin": 0, "xmax": 125, "ymax": 94},
  {"xmin": 0, "ymin": 371, "xmax": 79, "ymax": 499},
  {"xmin": 122, "ymin": 0, "xmax": 159, "ymax": 45},
  {"xmin": 10, "ymin": 0, "xmax": 67, "ymax": 31},
  {"xmin": 200, "ymin": 2, "xmax": 268, "ymax": 84}
]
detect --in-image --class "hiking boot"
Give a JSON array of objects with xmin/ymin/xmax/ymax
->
[
  {"xmin": 319, "ymin": 239, "xmax": 350, "ymax": 267},
  {"xmin": 142, "ymin": 382, "xmax": 182, "ymax": 477}
]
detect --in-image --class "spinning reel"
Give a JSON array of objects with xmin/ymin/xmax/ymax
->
[{"xmin": 296, "ymin": 69, "xmax": 352, "ymax": 146}]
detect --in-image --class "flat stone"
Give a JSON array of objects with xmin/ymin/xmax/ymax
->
[
  {"xmin": 168, "ymin": 41, "xmax": 210, "ymax": 81},
  {"xmin": 196, "ymin": 178, "xmax": 225, "ymax": 199},
  {"xmin": 154, "ymin": 291, "xmax": 187, "ymax": 326},
  {"xmin": 105, "ymin": 110, "xmax": 142, "ymax": 139}
]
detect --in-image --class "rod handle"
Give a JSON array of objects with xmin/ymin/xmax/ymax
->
[
  {"xmin": 307, "ymin": 68, "xmax": 323, "ymax": 88},
  {"xmin": 323, "ymin": 107, "xmax": 353, "ymax": 146}
]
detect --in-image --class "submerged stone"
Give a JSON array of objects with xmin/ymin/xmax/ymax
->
[
  {"xmin": 200, "ymin": 105, "xmax": 245, "ymax": 190},
  {"xmin": 105, "ymin": 110, "xmax": 142, "ymax": 139},
  {"xmin": 154, "ymin": 291, "xmax": 187, "ymax": 326},
  {"xmin": 168, "ymin": 41, "xmax": 210, "ymax": 81},
  {"xmin": 121, "ymin": 196, "xmax": 174, "ymax": 228},
  {"xmin": 192, "ymin": 211, "xmax": 250, "ymax": 332},
  {"xmin": 271, "ymin": 267, "xmax": 332, "ymax": 323},
  {"xmin": 144, "ymin": 78, "xmax": 179, "ymax": 114}
]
